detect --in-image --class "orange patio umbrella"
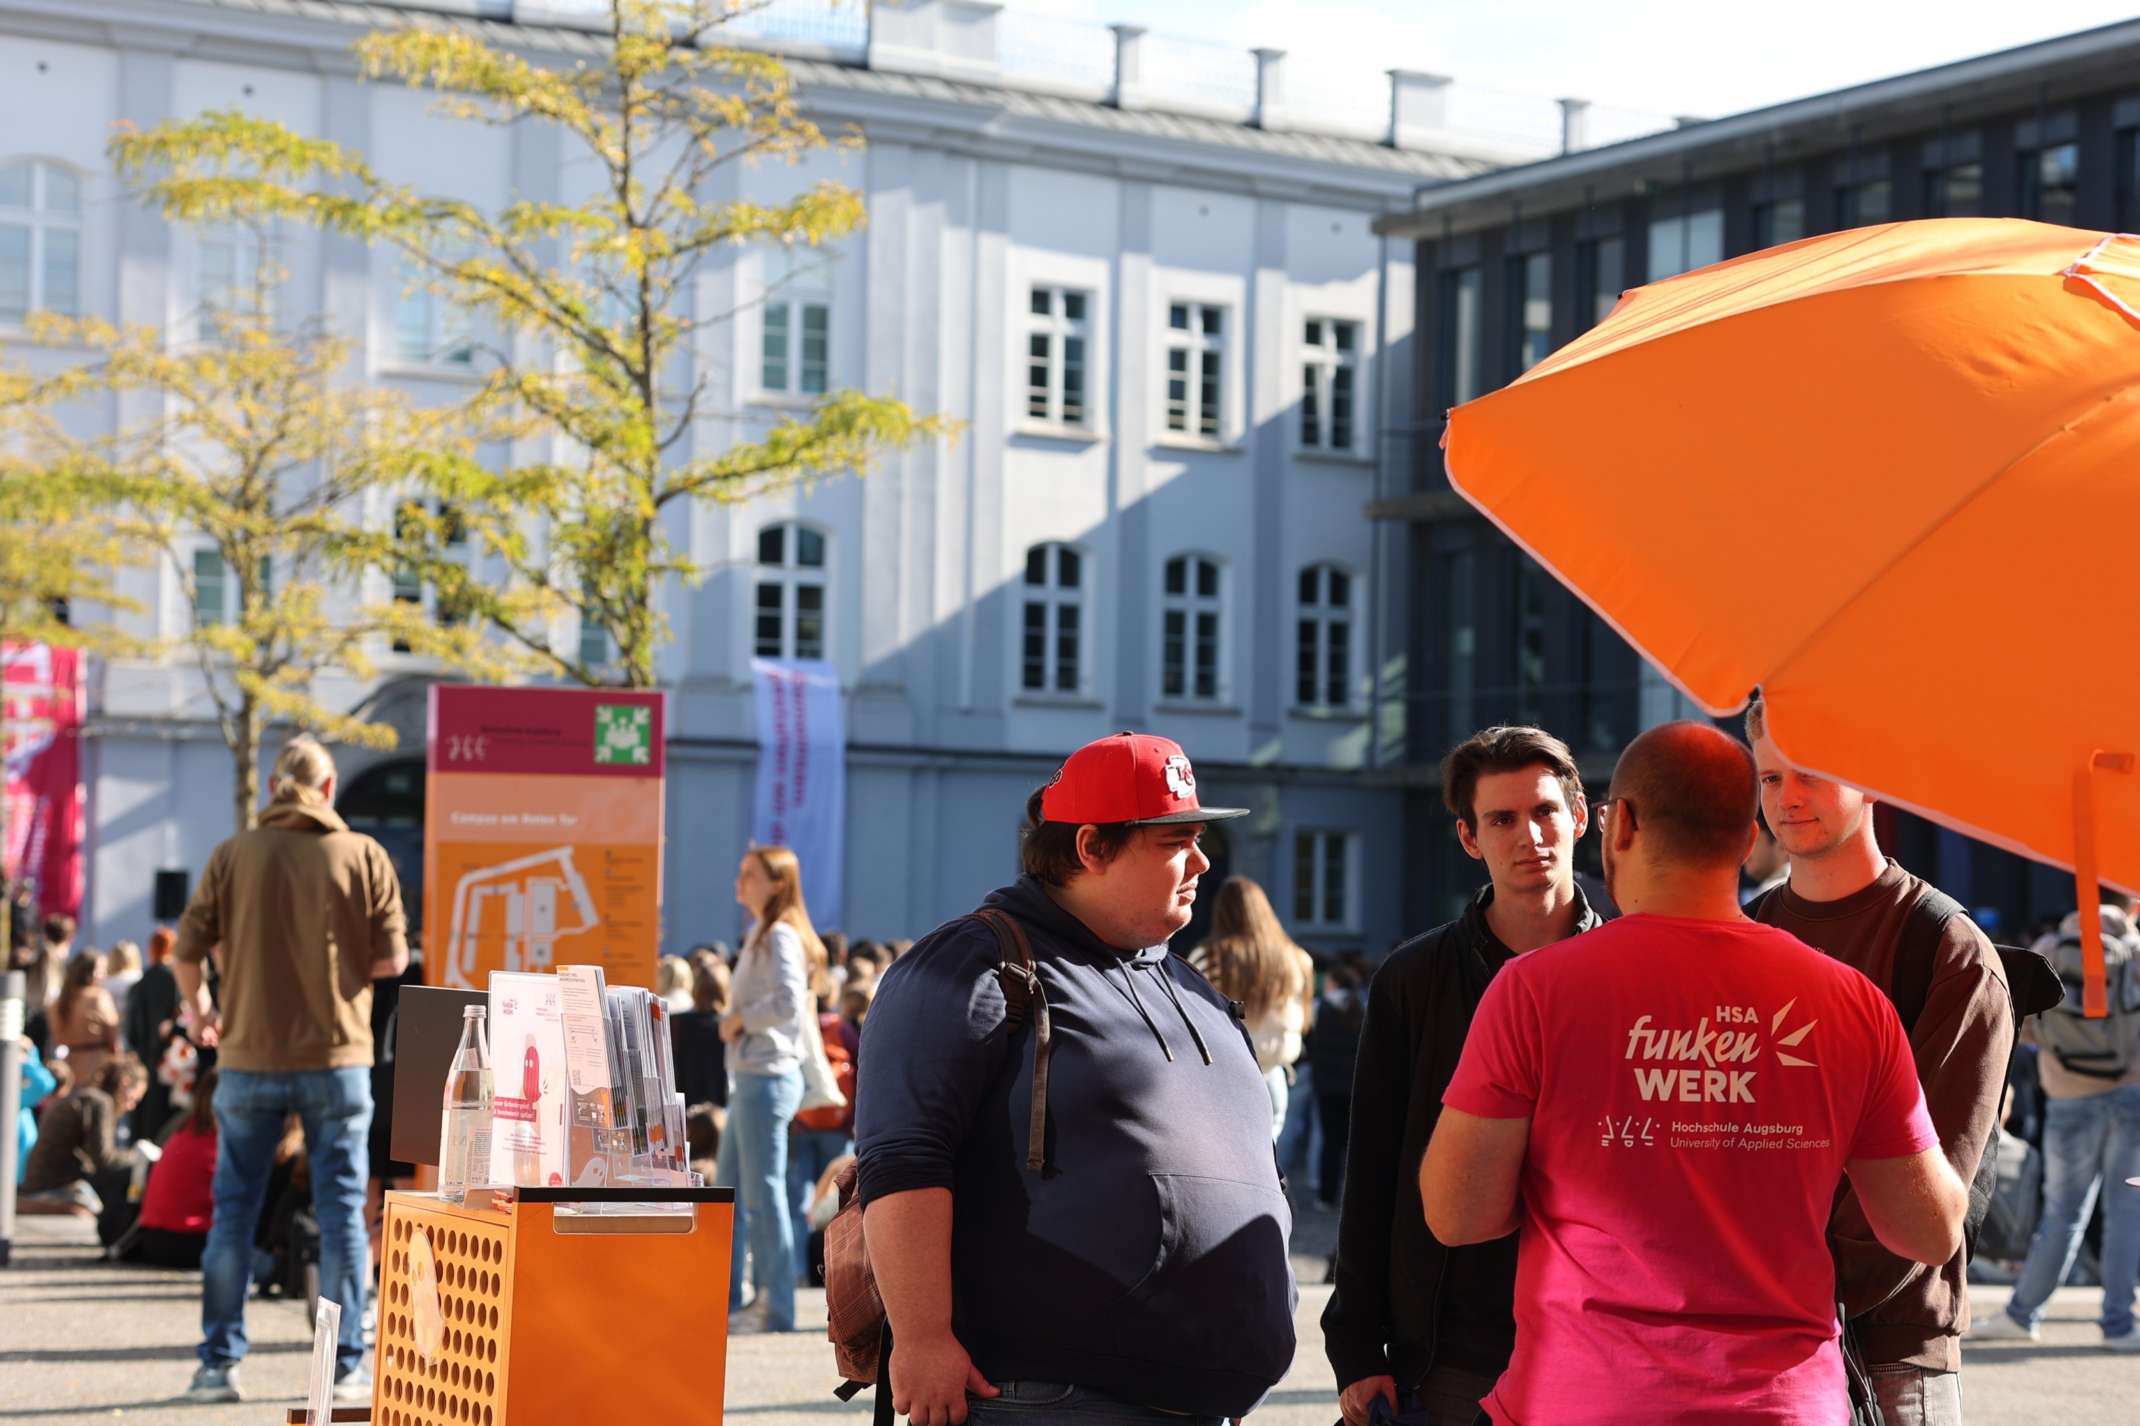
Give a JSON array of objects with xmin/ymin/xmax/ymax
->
[{"xmin": 1443, "ymin": 218, "xmax": 2140, "ymax": 1011}]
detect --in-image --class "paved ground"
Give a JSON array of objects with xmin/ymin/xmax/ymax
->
[{"xmin": 2, "ymin": 1205, "xmax": 2132, "ymax": 1424}]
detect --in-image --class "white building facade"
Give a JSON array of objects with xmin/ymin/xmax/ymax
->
[{"xmin": 2, "ymin": 0, "xmax": 1498, "ymax": 957}]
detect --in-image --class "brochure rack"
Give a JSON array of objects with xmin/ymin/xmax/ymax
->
[{"xmin": 371, "ymin": 1185, "xmax": 734, "ymax": 1426}]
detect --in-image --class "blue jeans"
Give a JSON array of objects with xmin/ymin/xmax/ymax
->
[
  {"xmin": 2006, "ymin": 1083, "xmax": 2140, "ymax": 1338},
  {"xmin": 965, "ymin": 1380, "xmax": 1223, "ymax": 1425},
  {"xmin": 1276, "ymin": 1064, "xmax": 1316, "ymax": 1182},
  {"xmin": 715, "ymin": 1068, "xmax": 801, "ymax": 1329},
  {"xmin": 200, "ymin": 1068, "xmax": 372, "ymax": 1377},
  {"xmin": 788, "ymin": 1124, "xmax": 852, "ymax": 1283}
]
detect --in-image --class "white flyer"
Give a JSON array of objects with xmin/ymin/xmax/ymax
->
[
  {"xmin": 487, "ymin": 971, "xmax": 569, "ymax": 1187},
  {"xmin": 305, "ymin": 1298, "xmax": 342, "ymax": 1423}
]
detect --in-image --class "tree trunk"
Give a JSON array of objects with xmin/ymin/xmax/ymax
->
[{"xmin": 231, "ymin": 693, "xmax": 262, "ymax": 833}]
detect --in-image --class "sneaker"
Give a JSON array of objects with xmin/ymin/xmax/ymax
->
[
  {"xmin": 2106, "ymin": 1330, "xmax": 2140, "ymax": 1353},
  {"xmin": 1972, "ymin": 1309, "xmax": 2039, "ymax": 1342},
  {"xmin": 332, "ymin": 1366, "xmax": 374, "ymax": 1404},
  {"xmin": 186, "ymin": 1363, "xmax": 244, "ymax": 1403}
]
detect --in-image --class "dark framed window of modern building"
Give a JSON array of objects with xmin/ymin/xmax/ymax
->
[
  {"xmin": 1751, "ymin": 197, "xmax": 1806, "ymax": 250},
  {"xmin": 2017, "ymin": 142, "xmax": 2079, "ymax": 226},
  {"xmin": 1925, "ymin": 162, "xmax": 1983, "ymax": 218},
  {"xmin": 1507, "ymin": 251, "xmax": 1552, "ymax": 375},
  {"xmin": 1837, "ymin": 178, "xmax": 1892, "ymax": 228},
  {"xmin": 1577, "ymin": 234, "xmax": 1625, "ymax": 331},
  {"xmin": 1435, "ymin": 265, "xmax": 1484, "ymax": 409}
]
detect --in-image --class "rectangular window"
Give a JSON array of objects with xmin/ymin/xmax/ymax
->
[
  {"xmin": 394, "ymin": 254, "xmax": 474, "ymax": 367},
  {"xmin": 1646, "ymin": 208, "xmax": 1723, "ymax": 282},
  {"xmin": 0, "ymin": 224, "xmax": 27, "ymax": 325},
  {"xmin": 1509, "ymin": 253, "xmax": 1552, "ymax": 374},
  {"xmin": 794, "ymin": 583, "xmax": 825, "ymax": 660},
  {"xmin": 2019, "ymin": 144, "xmax": 2080, "ymax": 226},
  {"xmin": 1435, "ymin": 267, "xmax": 1484, "ymax": 408},
  {"xmin": 1026, "ymin": 286, "xmax": 1092, "ymax": 428},
  {"xmin": 1837, "ymin": 179, "xmax": 1892, "ymax": 228},
  {"xmin": 1291, "ymin": 829, "xmax": 1353, "ymax": 929},
  {"xmin": 578, "ymin": 619, "xmax": 610, "ymax": 671},
  {"xmin": 192, "ymin": 548, "xmax": 228, "ymax": 628},
  {"xmin": 762, "ymin": 298, "xmax": 829, "ymax": 397},
  {"xmin": 799, "ymin": 302, "xmax": 829, "ymax": 395},
  {"xmin": 1751, "ymin": 198, "xmax": 1805, "ymax": 250},
  {"xmin": 1299, "ymin": 317, "xmax": 1361, "ymax": 453},
  {"xmin": 753, "ymin": 583, "xmax": 784, "ymax": 658},
  {"xmin": 1926, "ymin": 163, "xmax": 1983, "ymax": 219},
  {"xmin": 1164, "ymin": 301, "xmax": 1225, "ymax": 438},
  {"xmin": 1578, "ymin": 235, "xmax": 1624, "ymax": 329}
]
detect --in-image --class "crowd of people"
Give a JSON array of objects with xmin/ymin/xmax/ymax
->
[{"xmin": 12, "ymin": 714, "xmax": 2137, "ymax": 1426}]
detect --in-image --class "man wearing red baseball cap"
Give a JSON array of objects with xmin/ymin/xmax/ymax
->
[{"xmin": 852, "ymin": 733, "xmax": 1292, "ymax": 1426}]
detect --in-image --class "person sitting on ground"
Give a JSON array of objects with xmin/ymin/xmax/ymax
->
[
  {"xmin": 103, "ymin": 940, "xmax": 144, "ymax": 1013},
  {"xmin": 115, "ymin": 1067, "xmax": 221, "ymax": 1269},
  {"xmin": 20, "ymin": 1054, "xmax": 148, "ymax": 1217},
  {"xmin": 656, "ymin": 954, "xmax": 695, "ymax": 1015},
  {"xmin": 671, "ymin": 949, "xmax": 732, "ymax": 1110},
  {"xmin": 48, "ymin": 951, "xmax": 122, "ymax": 1086},
  {"xmin": 1191, "ymin": 876, "xmax": 1314, "ymax": 1144},
  {"xmin": 15, "ymin": 1035, "xmax": 58, "ymax": 1184},
  {"xmin": 1422, "ymin": 722, "xmax": 1967, "ymax": 1425},
  {"xmin": 838, "ymin": 981, "xmax": 874, "ymax": 1037}
]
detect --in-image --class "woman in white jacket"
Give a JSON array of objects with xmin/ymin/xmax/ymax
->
[
  {"xmin": 1191, "ymin": 876, "xmax": 1315, "ymax": 1141},
  {"xmin": 717, "ymin": 845, "xmax": 825, "ymax": 1333}
]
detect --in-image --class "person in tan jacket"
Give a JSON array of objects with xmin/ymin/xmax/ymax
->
[{"xmin": 173, "ymin": 735, "xmax": 408, "ymax": 1406}]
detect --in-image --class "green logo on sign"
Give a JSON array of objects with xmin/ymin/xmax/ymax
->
[{"xmin": 594, "ymin": 704, "xmax": 652, "ymax": 766}]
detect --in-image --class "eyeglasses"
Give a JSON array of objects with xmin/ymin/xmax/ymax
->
[{"xmin": 1596, "ymin": 796, "xmax": 1638, "ymax": 831}]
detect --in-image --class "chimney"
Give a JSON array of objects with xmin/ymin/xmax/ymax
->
[
  {"xmin": 1558, "ymin": 97, "xmax": 1591, "ymax": 154},
  {"xmin": 867, "ymin": 0, "xmax": 1004, "ymax": 83},
  {"xmin": 1387, "ymin": 69, "xmax": 1452, "ymax": 150},
  {"xmin": 1111, "ymin": 24, "xmax": 1148, "ymax": 109},
  {"xmin": 1252, "ymin": 48, "xmax": 1287, "ymax": 130}
]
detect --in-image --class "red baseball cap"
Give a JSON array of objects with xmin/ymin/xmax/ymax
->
[{"xmin": 1039, "ymin": 732, "xmax": 1249, "ymax": 827}]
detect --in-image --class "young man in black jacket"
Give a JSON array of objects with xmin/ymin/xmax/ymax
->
[{"xmin": 1323, "ymin": 726, "xmax": 1604, "ymax": 1426}]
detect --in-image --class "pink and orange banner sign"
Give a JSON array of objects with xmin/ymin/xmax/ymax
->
[
  {"xmin": 423, "ymin": 685, "xmax": 666, "ymax": 992},
  {"xmin": 3, "ymin": 643, "xmax": 85, "ymax": 921}
]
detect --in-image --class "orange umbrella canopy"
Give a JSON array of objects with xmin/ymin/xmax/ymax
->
[{"xmin": 1444, "ymin": 218, "xmax": 2140, "ymax": 1008}]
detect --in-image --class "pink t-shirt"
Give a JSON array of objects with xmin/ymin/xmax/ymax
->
[{"xmin": 1443, "ymin": 914, "xmax": 1936, "ymax": 1426}]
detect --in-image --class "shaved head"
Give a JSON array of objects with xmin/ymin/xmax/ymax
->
[{"xmin": 1608, "ymin": 722, "xmax": 1759, "ymax": 869}]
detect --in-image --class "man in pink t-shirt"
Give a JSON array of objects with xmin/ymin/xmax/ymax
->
[{"xmin": 1422, "ymin": 723, "xmax": 1968, "ymax": 1426}]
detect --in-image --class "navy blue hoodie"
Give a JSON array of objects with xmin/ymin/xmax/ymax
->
[{"xmin": 853, "ymin": 876, "xmax": 1297, "ymax": 1417}]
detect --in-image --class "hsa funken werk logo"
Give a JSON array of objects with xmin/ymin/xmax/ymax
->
[{"xmin": 1621, "ymin": 999, "xmax": 1818, "ymax": 1104}]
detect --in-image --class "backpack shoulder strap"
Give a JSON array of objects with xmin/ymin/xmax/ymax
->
[
  {"xmin": 1891, "ymin": 887, "xmax": 1965, "ymax": 1035},
  {"xmin": 969, "ymin": 908, "xmax": 1052, "ymax": 1174}
]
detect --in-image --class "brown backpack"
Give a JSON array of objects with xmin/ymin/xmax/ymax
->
[{"xmin": 827, "ymin": 907, "xmax": 1051, "ymax": 1410}]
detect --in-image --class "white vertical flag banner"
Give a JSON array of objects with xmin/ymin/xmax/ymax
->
[{"xmin": 751, "ymin": 658, "xmax": 846, "ymax": 930}]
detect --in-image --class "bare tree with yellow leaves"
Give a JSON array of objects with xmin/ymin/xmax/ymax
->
[
  {"xmin": 115, "ymin": 0, "xmax": 943, "ymax": 690},
  {"xmin": 7, "ymin": 243, "xmax": 519, "ymax": 832}
]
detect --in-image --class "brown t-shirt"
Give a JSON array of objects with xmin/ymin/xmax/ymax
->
[
  {"xmin": 1755, "ymin": 859, "xmax": 2014, "ymax": 1371},
  {"xmin": 174, "ymin": 800, "xmax": 408, "ymax": 1073}
]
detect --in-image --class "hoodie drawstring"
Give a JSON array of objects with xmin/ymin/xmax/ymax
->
[
  {"xmin": 1153, "ymin": 967, "xmax": 1213, "ymax": 1066},
  {"xmin": 1112, "ymin": 961, "xmax": 1174, "ymax": 1062}
]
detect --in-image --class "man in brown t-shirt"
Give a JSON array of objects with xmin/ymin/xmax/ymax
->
[
  {"xmin": 173, "ymin": 735, "xmax": 408, "ymax": 1406},
  {"xmin": 1747, "ymin": 700, "xmax": 2013, "ymax": 1424}
]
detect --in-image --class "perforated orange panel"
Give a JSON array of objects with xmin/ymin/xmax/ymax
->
[{"xmin": 376, "ymin": 1201, "xmax": 513, "ymax": 1426}]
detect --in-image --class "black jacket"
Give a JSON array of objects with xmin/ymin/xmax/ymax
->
[
  {"xmin": 854, "ymin": 877, "xmax": 1296, "ymax": 1418},
  {"xmin": 1321, "ymin": 884, "xmax": 1604, "ymax": 1390}
]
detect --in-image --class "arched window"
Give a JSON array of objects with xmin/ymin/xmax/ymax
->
[
  {"xmin": 0, "ymin": 159, "xmax": 82, "ymax": 323},
  {"xmin": 755, "ymin": 522, "xmax": 827, "ymax": 661},
  {"xmin": 1161, "ymin": 553, "xmax": 1224, "ymax": 702},
  {"xmin": 1296, "ymin": 563, "xmax": 1355, "ymax": 710},
  {"xmin": 1021, "ymin": 542, "xmax": 1086, "ymax": 694}
]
